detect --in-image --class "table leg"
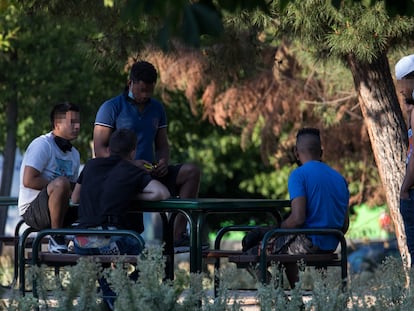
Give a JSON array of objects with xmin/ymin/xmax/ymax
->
[
  {"xmin": 169, "ymin": 210, "xmax": 199, "ymax": 274},
  {"xmin": 159, "ymin": 212, "xmax": 174, "ymax": 280},
  {"xmin": 195, "ymin": 212, "xmax": 205, "ymax": 273}
]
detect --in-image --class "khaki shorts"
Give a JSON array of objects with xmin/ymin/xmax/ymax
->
[{"xmin": 22, "ymin": 188, "xmax": 78, "ymax": 230}]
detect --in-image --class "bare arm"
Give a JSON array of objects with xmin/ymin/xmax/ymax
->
[
  {"xmin": 154, "ymin": 127, "xmax": 170, "ymax": 162},
  {"xmin": 22, "ymin": 166, "xmax": 49, "ymax": 190},
  {"xmin": 280, "ymin": 196, "xmax": 306, "ymax": 229},
  {"xmin": 342, "ymin": 208, "xmax": 350, "ymax": 234},
  {"xmin": 93, "ymin": 125, "xmax": 112, "ymax": 158},
  {"xmin": 152, "ymin": 127, "xmax": 170, "ymax": 177},
  {"xmin": 136, "ymin": 179, "xmax": 170, "ymax": 201}
]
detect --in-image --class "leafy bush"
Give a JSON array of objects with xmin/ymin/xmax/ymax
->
[{"xmin": 2, "ymin": 246, "xmax": 414, "ymax": 310}]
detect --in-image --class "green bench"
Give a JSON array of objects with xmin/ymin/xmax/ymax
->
[
  {"xmin": 18, "ymin": 227, "xmax": 147, "ymax": 297},
  {"xmin": 203, "ymin": 226, "xmax": 348, "ymax": 294}
]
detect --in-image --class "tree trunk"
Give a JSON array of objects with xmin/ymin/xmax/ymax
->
[
  {"xmin": 0, "ymin": 80, "xmax": 18, "ymax": 242},
  {"xmin": 347, "ymin": 52, "xmax": 410, "ymax": 267}
]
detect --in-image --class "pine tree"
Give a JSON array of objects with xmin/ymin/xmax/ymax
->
[{"xmin": 276, "ymin": 0, "xmax": 414, "ymax": 267}]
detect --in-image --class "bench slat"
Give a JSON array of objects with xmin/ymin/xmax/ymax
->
[
  {"xmin": 203, "ymin": 249, "xmax": 243, "ymax": 258},
  {"xmin": 28, "ymin": 252, "xmax": 139, "ymax": 265},
  {"xmin": 228, "ymin": 253, "xmax": 340, "ymax": 264}
]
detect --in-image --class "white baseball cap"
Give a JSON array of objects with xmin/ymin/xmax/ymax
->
[{"xmin": 395, "ymin": 54, "xmax": 414, "ymax": 80}]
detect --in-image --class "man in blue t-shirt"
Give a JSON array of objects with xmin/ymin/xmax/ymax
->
[
  {"xmin": 93, "ymin": 61, "xmax": 201, "ymax": 250},
  {"xmin": 242, "ymin": 128, "xmax": 349, "ymax": 287},
  {"xmin": 278, "ymin": 127, "xmax": 350, "ymax": 288}
]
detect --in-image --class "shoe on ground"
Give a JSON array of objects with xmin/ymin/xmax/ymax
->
[
  {"xmin": 174, "ymin": 232, "xmax": 210, "ymax": 253},
  {"xmin": 48, "ymin": 235, "xmax": 68, "ymax": 253},
  {"xmin": 174, "ymin": 232, "xmax": 190, "ymax": 253}
]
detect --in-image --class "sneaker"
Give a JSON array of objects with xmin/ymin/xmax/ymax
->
[
  {"xmin": 48, "ymin": 235, "xmax": 68, "ymax": 253},
  {"xmin": 174, "ymin": 233, "xmax": 210, "ymax": 253},
  {"xmin": 174, "ymin": 232, "xmax": 190, "ymax": 253}
]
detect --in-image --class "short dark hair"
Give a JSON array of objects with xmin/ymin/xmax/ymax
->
[
  {"xmin": 296, "ymin": 127, "xmax": 320, "ymax": 140},
  {"xmin": 296, "ymin": 127, "xmax": 322, "ymax": 156},
  {"xmin": 109, "ymin": 128, "xmax": 137, "ymax": 158},
  {"xmin": 50, "ymin": 102, "xmax": 80, "ymax": 129},
  {"xmin": 129, "ymin": 61, "xmax": 157, "ymax": 84}
]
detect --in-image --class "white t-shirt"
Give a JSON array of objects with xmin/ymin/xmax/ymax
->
[{"xmin": 18, "ymin": 132, "xmax": 80, "ymax": 215}]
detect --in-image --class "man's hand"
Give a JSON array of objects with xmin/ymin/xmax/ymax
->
[
  {"xmin": 152, "ymin": 158, "xmax": 168, "ymax": 177},
  {"xmin": 133, "ymin": 160, "xmax": 154, "ymax": 172}
]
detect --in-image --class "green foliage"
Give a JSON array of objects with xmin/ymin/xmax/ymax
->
[
  {"xmin": 281, "ymin": 0, "xmax": 414, "ymax": 63},
  {"xmin": 6, "ymin": 249, "xmax": 414, "ymax": 310},
  {"xmin": 164, "ymin": 92, "xmax": 278, "ymax": 198},
  {"xmin": 109, "ymin": 247, "xmax": 179, "ymax": 311},
  {"xmin": 239, "ymin": 167, "xmax": 291, "ymax": 200},
  {"xmin": 0, "ymin": 1, "xmax": 125, "ymax": 161},
  {"xmin": 348, "ymin": 204, "xmax": 391, "ymax": 240},
  {"xmin": 0, "ymin": 0, "xmax": 403, "ymax": 205}
]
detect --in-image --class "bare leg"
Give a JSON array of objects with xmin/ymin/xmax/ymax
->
[
  {"xmin": 47, "ymin": 177, "xmax": 71, "ymax": 229},
  {"xmin": 284, "ymin": 263, "xmax": 299, "ymax": 289},
  {"xmin": 174, "ymin": 163, "xmax": 201, "ymax": 239}
]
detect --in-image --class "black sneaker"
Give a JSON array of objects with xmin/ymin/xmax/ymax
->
[
  {"xmin": 174, "ymin": 233, "xmax": 210, "ymax": 253},
  {"xmin": 48, "ymin": 235, "xmax": 68, "ymax": 253},
  {"xmin": 174, "ymin": 232, "xmax": 190, "ymax": 253}
]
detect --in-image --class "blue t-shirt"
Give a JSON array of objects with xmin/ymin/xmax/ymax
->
[
  {"xmin": 288, "ymin": 160, "xmax": 349, "ymax": 250},
  {"xmin": 95, "ymin": 93, "xmax": 167, "ymax": 162}
]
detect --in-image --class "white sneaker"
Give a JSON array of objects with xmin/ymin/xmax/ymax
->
[{"xmin": 48, "ymin": 235, "xmax": 68, "ymax": 253}]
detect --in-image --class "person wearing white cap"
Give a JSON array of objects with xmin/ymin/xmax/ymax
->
[{"xmin": 396, "ymin": 54, "xmax": 414, "ymax": 266}]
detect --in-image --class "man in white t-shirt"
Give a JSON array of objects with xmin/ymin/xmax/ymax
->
[{"xmin": 18, "ymin": 102, "xmax": 81, "ymax": 253}]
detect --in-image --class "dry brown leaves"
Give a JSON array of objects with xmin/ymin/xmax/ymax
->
[{"xmin": 126, "ymin": 41, "xmax": 384, "ymax": 205}]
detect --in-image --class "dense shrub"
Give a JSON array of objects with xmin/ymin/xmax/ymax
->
[{"xmin": 2, "ymin": 246, "xmax": 414, "ymax": 310}]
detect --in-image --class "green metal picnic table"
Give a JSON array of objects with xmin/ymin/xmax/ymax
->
[{"xmin": 138, "ymin": 198, "xmax": 291, "ymax": 276}]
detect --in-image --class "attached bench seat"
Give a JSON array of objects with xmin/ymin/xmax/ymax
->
[
  {"xmin": 228, "ymin": 252, "xmax": 340, "ymax": 265},
  {"xmin": 28, "ymin": 252, "xmax": 139, "ymax": 266},
  {"xmin": 256, "ymin": 228, "xmax": 348, "ymax": 286},
  {"xmin": 203, "ymin": 249, "xmax": 243, "ymax": 259},
  {"xmin": 19, "ymin": 228, "xmax": 147, "ymax": 296},
  {"xmin": 202, "ymin": 226, "xmax": 348, "ymax": 295}
]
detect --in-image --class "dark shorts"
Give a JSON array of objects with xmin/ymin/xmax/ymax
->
[
  {"xmin": 154, "ymin": 164, "xmax": 182, "ymax": 197},
  {"xmin": 22, "ymin": 188, "xmax": 78, "ymax": 230}
]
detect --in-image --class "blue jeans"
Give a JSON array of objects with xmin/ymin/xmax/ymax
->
[{"xmin": 400, "ymin": 190, "xmax": 414, "ymax": 266}]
